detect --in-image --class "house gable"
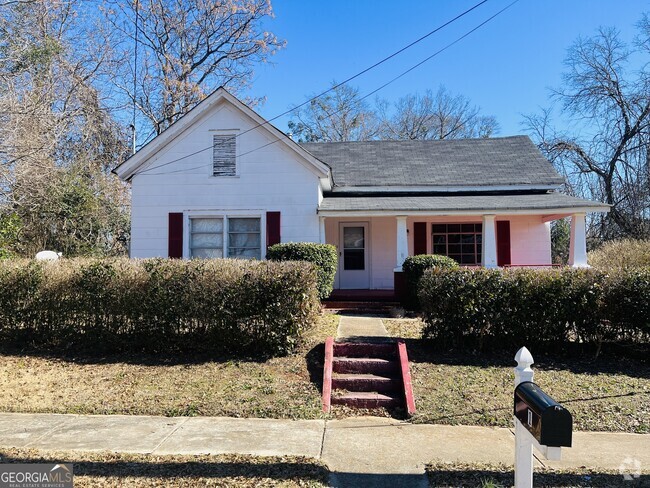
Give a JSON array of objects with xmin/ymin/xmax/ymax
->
[{"xmin": 113, "ymin": 87, "xmax": 331, "ymax": 183}]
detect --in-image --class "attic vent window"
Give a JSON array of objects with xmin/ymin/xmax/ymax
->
[{"xmin": 212, "ymin": 134, "xmax": 236, "ymax": 176}]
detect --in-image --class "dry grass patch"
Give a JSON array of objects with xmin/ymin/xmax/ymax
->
[
  {"xmin": 0, "ymin": 448, "xmax": 328, "ymax": 487},
  {"xmin": 426, "ymin": 462, "xmax": 649, "ymax": 487},
  {"xmin": 384, "ymin": 318, "xmax": 650, "ymax": 433},
  {"xmin": 0, "ymin": 315, "xmax": 338, "ymax": 420},
  {"xmin": 2, "ymin": 313, "xmax": 648, "ymax": 434}
]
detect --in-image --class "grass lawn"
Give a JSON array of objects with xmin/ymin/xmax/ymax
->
[
  {"xmin": 384, "ymin": 318, "xmax": 650, "ymax": 433},
  {"xmin": 0, "ymin": 314, "xmax": 648, "ymax": 433},
  {"xmin": 0, "ymin": 314, "xmax": 339, "ymax": 420},
  {"xmin": 426, "ymin": 462, "xmax": 649, "ymax": 487},
  {"xmin": 0, "ymin": 448, "xmax": 328, "ymax": 487}
]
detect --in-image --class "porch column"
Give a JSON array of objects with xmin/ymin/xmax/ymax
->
[
  {"xmin": 319, "ymin": 216, "xmax": 326, "ymax": 244},
  {"xmin": 482, "ymin": 214, "xmax": 498, "ymax": 268},
  {"xmin": 568, "ymin": 213, "xmax": 588, "ymax": 267},
  {"xmin": 394, "ymin": 215, "xmax": 408, "ymax": 300},
  {"xmin": 395, "ymin": 215, "xmax": 408, "ymax": 271}
]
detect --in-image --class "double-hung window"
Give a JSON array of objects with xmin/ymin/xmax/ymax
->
[{"xmin": 190, "ymin": 216, "xmax": 261, "ymax": 260}]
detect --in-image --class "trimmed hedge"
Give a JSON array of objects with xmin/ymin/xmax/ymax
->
[
  {"xmin": 267, "ymin": 242, "xmax": 338, "ymax": 299},
  {"xmin": 602, "ymin": 268, "xmax": 650, "ymax": 339},
  {"xmin": 419, "ymin": 267, "xmax": 649, "ymax": 352},
  {"xmin": 0, "ymin": 258, "xmax": 320, "ymax": 356},
  {"xmin": 402, "ymin": 254, "xmax": 459, "ymax": 310}
]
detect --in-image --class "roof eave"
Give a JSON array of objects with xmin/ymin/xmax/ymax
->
[{"xmin": 318, "ymin": 205, "xmax": 610, "ymax": 217}]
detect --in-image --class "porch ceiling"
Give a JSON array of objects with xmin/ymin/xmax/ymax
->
[{"xmin": 318, "ymin": 192, "xmax": 610, "ymax": 216}]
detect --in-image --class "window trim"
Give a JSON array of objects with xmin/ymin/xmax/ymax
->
[
  {"xmin": 183, "ymin": 210, "xmax": 266, "ymax": 260},
  {"xmin": 431, "ymin": 222, "xmax": 483, "ymax": 266}
]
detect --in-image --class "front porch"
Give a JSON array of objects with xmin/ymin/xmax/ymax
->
[{"xmin": 318, "ymin": 211, "xmax": 593, "ymax": 292}]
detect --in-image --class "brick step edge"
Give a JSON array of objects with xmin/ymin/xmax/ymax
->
[
  {"xmin": 332, "ymin": 357, "xmax": 400, "ymax": 374},
  {"xmin": 333, "ymin": 342, "xmax": 397, "ymax": 359},
  {"xmin": 331, "ymin": 391, "xmax": 401, "ymax": 409},
  {"xmin": 332, "ymin": 373, "xmax": 402, "ymax": 393}
]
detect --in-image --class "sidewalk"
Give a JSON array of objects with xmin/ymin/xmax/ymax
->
[
  {"xmin": 1, "ymin": 413, "xmax": 648, "ymax": 486},
  {"xmin": 336, "ymin": 315, "xmax": 390, "ymax": 341}
]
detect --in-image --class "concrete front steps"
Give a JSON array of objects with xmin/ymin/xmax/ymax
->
[{"xmin": 322, "ymin": 338, "xmax": 416, "ymax": 415}]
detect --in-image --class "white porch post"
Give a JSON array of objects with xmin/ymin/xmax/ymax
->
[
  {"xmin": 482, "ymin": 214, "xmax": 498, "ymax": 268},
  {"xmin": 395, "ymin": 215, "xmax": 408, "ymax": 271},
  {"xmin": 568, "ymin": 213, "xmax": 588, "ymax": 268},
  {"xmin": 319, "ymin": 216, "xmax": 326, "ymax": 244}
]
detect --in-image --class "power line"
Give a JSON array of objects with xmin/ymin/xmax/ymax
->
[
  {"xmin": 143, "ymin": 0, "xmax": 521, "ymax": 177},
  {"xmin": 133, "ymin": 0, "xmax": 489, "ymax": 176}
]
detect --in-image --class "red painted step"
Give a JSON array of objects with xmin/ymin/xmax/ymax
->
[
  {"xmin": 332, "ymin": 357, "xmax": 399, "ymax": 375},
  {"xmin": 322, "ymin": 337, "xmax": 417, "ymax": 416},
  {"xmin": 332, "ymin": 373, "xmax": 401, "ymax": 393},
  {"xmin": 331, "ymin": 391, "xmax": 401, "ymax": 409}
]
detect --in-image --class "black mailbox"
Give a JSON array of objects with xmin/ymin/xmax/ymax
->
[{"xmin": 514, "ymin": 381, "xmax": 572, "ymax": 447}]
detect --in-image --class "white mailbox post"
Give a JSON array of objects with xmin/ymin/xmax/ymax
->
[{"xmin": 514, "ymin": 347, "xmax": 572, "ymax": 488}]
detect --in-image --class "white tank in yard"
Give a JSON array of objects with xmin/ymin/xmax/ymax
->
[{"xmin": 35, "ymin": 250, "xmax": 63, "ymax": 261}]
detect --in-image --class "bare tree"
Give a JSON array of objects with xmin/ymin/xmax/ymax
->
[
  {"xmin": 287, "ymin": 83, "xmax": 380, "ymax": 142},
  {"xmin": 104, "ymin": 0, "xmax": 284, "ymax": 136},
  {"xmin": 524, "ymin": 21, "xmax": 650, "ymax": 239},
  {"xmin": 379, "ymin": 87, "xmax": 499, "ymax": 140},
  {"xmin": 0, "ymin": 0, "xmax": 131, "ymax": 256}
]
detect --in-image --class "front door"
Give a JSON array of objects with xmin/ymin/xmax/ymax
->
[{"xmin": 339, "ymin": 222, "xmax": 370, "ymax": 289}]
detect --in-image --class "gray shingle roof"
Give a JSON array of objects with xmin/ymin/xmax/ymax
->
[
  {"xmin": 318, "ymin": 193, "xmax": 610, "ymax": 213},
  {"xmin": 301, "ymin": 135, "xmax": 565, "ymax": 188}
]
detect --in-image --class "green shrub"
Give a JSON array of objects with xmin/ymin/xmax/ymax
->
[
  {"xmin": 402, "ymin": 254, "xmax": 459, "ymax": 310},
  {"xmin": 267, "ymin": 242, "xmax": 338, "ymax": 299},
  {"xmin": 418, "ymin": 267, "xmax": 628, "ymax": 352},
  {"xmin": 588, "ymin": 238, "xmax": 650, "ymax": 270},
  {"xmin": 0, "ymin": 258, "xmax": 319, "ymax": 356},
  {"xmin": 602, "ymin": 268, "xmax": 650, "ymax": 339}
]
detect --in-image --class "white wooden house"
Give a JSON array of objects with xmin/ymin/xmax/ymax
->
[{"xmin": 114, "ymin": 88, "xmax": 609, "ymax": 293}]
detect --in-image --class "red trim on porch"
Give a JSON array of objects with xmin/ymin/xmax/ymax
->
[
  {"xmin": 413, "ymin": 222, "xmax": 427, "ymax": 255},
  {"xmin": 496, "ymin": 220, "xmax": 511, "ymax": 266},
  {"xmin": 322, "ymin": 337, "xmax": 334, "ymax": 413}
]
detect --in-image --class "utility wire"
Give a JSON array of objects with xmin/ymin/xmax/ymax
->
[
  {"xmin": 143, "ymin": 0, "xmax": 520, "ymax": 177},
  {"xmin": 133, "ymin": 0, "xmax": 489, "ymax": 176}
]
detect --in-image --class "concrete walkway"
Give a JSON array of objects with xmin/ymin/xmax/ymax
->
[
  {"xmin": 336, "ymin": 315, "xmax": 389, "ymax": 341},
  {"xmin": 1, "ymin": 413, "xmax": 648, "ymax": 487}
]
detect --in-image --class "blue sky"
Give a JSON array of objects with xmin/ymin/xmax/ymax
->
[{"xmin": 244, "ymin": 0, "xmax": 648, "ymax": 136}]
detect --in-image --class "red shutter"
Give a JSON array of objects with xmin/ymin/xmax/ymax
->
[
  {"xmin": 168, "ymin": 212, "xmax": 183, "ymax": 258},
  {"xmin": 266, "ymin": 211, "xmax": 281, "ymax": 247},
  {"xmin": 413, "ymin": 222, "xmax": 427, "ymax": 255},
  {"xmin": 496, "ymin": 220, "xmax": 511, "ymax": 266}
]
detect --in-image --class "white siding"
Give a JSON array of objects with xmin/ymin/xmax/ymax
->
[{"xmin": 130, "ymin": 102, "xmax": 321, "ymax": 258}]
